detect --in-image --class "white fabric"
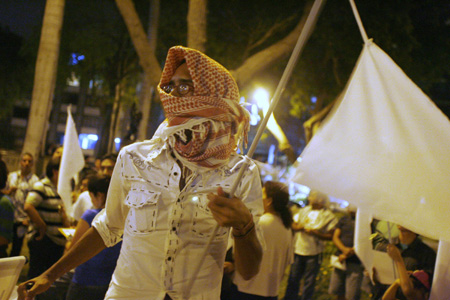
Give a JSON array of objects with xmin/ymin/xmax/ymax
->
[
  {"xmin": 92, "ymin": 138, "xmax": 263, "ymax": 300},
  {"xmin": 71, "ymin": 191, "xmax": 92, "ymax": 221},
  {"xmin": 430, "ymin": 240, "xmax": 450, "ymax": 300},
  {"xmin": 0, "ymin": 256, "xmax": 26, "ymax": 300},
  {"xmin": 233, "ymin": 213, "xmax": 294, "ymax": 297},
  {"xmin": 292, "ymin": 206, "xmax": 337, "ymax": 256},
  {"xmin": 290, "ymin": 41, "xmax": 450, "ymax": 295},
  {"xmin": 57, "ymin": 107, "xmax": 85, "ymax": 215}
]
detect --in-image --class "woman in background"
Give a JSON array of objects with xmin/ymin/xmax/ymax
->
[{"xmin": 231, "ymin": 181, "xmax": 294, "ymax": 300}]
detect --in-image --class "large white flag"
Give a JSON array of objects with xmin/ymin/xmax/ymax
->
[
  {"xmin": 57, "ymin": 106, "xmax": 85, "ymax": 216},
  {"xmin": 290, "ymin": 40, "xmax": 450, "ymax": 297}
]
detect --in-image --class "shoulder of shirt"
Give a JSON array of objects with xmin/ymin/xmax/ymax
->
[
  {"xmin": 32, "ymin": 180, "xmax": 45, "ymax": 191},
  {"xmin": 0, "ymin": 194, "xmax": 13, "ymax": 206},
  {"xmin": 118, "ymin": 139, "xmax": 165, "ymax": 158},
  {"xmin": 78, "ymin": 190, "xmax": 90, "ymax": 199}
]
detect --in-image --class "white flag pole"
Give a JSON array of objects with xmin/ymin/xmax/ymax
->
[
  {"xmin": 349, "ymin": 0, "xmax": 369, "ymax": 43},
  {"xmin": 184, "ymin": 0, "xmax": 328, "ymax": 298}
]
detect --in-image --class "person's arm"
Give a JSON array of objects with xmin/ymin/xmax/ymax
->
[
  {"xmin": 207, "ymin": 187, "xmax": 262, "ymax": 280},
  {"xmin": 386, "ymin": 244, "xmax": 423, "ymax": 299},
  {"xmin": 305, "ymin": 227, "xmax": 333, "ymax": 240},
  {"xmin": 67, "ymin": 218, "xmax": 90, "ymax": 250},
  {"xmin": 382, "ymin": 279, "xmax": 401, "ymax": 300},
  {"xmin": 17, "ymin": 227, "xmax": 106, "ymax": 300},
  {"xmin": 24, "ymin": 203, "xmax": 46, "ymax": 240},
  {"xmin": 332, "ymin": 227, "xmax": 355, "ymax": 261},
  {"xmin": 292, "ymin": 221, "xmax": 304, "ymax": 232}
]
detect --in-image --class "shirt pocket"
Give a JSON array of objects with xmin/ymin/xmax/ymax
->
[
  {"xmin": 124, "ymin": 183, "xmax": 160, "ymax": 235},
  {"xmin": 190, "ymin": 193, "xmax": 229, "ymax": 241}
]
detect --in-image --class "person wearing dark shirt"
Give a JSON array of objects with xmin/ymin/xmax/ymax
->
[
  {"xmin": 373, "ymin": 225, "xmax": 436, "ymax": 299},
  {"xmin": 329, "ymin": 206, "xmax": 364, "ymax": 300}
]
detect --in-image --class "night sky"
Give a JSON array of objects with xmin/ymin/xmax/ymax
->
[{"xmin": 0, "ymin": 0, "xmax": 46, "ymax": 37}]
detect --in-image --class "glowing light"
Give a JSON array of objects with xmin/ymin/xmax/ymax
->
[
  {"xmin": 114, "ymin": 138, "xmax": 121, "ymax": 144},
  {"xmin": 254, "ymin": 88, "xmax": 270, "ymax": 113},
  {"xmin": 87, "ymin": 134, "xmax": 98, "ymax": 141},
  {"xmin": 191, "ymin": 196, "xmax": 199, "ymax": 203}
]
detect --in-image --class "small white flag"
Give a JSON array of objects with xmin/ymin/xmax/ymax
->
[{"xmin": 57, "ymin": 106, "xmax": 85, "ymax": 216}]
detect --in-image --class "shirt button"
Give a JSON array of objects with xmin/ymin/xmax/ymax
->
[
  {"xmin": 172, "ymin": 227, "xmax": 176, "ymax": 231},
  {"xmin": 173, "ymin": 172, "xmax": 178, "ymax": 176},
  {"xmin": 168, "ymin": 257, "xmax": 172, "ymax": 261}
]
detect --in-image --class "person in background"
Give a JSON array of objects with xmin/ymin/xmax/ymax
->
[
  {"xmin": 382, "ymin": 244, "xmax": 432, "ymax": 300},
  {"xmin": 0, "ymin": 161, "xmax": 13, "ymax": 258},
  {"xmin": 231, "ymin": 181, "xmax": 294, "ymax": 300},
  {"xmin": 65, "ymin": 174, "xmax": 121, "ymax": 300},
  {"xmin": 328, "ymin": 205, "xmax": 364, "ymax": 300},
  {"xmin": 283, "ymin": 190, "xmax": 338, "ymax": 300},
  {"xmin": 52, "ymin": 146, "xmax": 63, "ymax": 160},
  {"xmin": 71, "ymin": 154, "xmax": 116, "ymax": 224},
  {"xmin": 372, "ymin": 225, "xmax": 436, "ymax": 299},
  {"xmin": 4, "ymin": 152, "xmax": 39, "ymax": 257},
  {"xmin": 24, "ymin": 157, "xmax": 70, "ymax": 281}
]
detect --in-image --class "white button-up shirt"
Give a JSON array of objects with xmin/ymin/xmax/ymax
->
[{"xmin": 93, "ymin": 139, "xmax": 263, "ymax": 300}]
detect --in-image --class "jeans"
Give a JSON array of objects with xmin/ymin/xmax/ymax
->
[{"xmin": 283, "ymin": 254, "xmax": 320, "ymax": 300}]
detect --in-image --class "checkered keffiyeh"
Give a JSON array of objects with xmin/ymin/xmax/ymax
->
[{"xmin": 158, "ymin": 46, "xmax": 250, "ymax": 170}]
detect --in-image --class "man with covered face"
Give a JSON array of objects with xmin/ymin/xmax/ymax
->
[{"xmin": 19, "ymin": 46, "xmax": 263, "ymax": 300}]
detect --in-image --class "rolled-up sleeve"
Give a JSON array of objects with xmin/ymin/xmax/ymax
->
[{"xmin": 92, "ymin": 150, "xmax": 130, "ymax": 247}]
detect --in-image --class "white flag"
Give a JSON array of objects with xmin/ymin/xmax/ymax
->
[
  {"xmin": 290, "ymin": 41, "xmax": 450, "ymax": 296},
  {"xmin": 57, "ymin": 106, "xmax": 85, "ymax": 216}
]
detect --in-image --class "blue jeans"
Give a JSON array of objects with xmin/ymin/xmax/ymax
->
[{"xmin": 283, "ymin": 254, "xmax": 320, "ymax": 300}]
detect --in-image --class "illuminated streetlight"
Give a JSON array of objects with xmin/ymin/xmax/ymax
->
[{"xmin": 251, "ymin": 87, "xmax": 295, "ymax": 163}]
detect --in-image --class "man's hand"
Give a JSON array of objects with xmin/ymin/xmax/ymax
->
[
  {"xmin": 386, "ymin": 244, "xmax": 402, "ymax": 262},
  {"xmin": 17, "ymin": 275, "xmax": 53, "ymax": 300},
  {"xmin": 223, "ymin": 261, "xmax": 235, "ymax": 274},
  {"xmin": 207, "ymin": 187, "xmax": 252, "ymax": 229},
  {"xmin": 36, "ymin": 222, "xmax": 47, "ymax": 240}
]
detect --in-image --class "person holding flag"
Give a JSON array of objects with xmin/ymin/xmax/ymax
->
[{"xmin": 19, "ymin": 46, "xmax": 263, "ymax": 300}]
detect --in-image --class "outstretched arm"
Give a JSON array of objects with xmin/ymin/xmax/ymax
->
[
  {"xmin": 332, "ymin": 228, "xmax": 355, "ymax": 261},
  {"xmin": 18, "ymin": 227, "xmax": 106, "ymax": 300},
  {"xmin": 207, "ymin": 187, "xmax": 262, "ymax": 280},
  {"xmin": 385, "ymin": 244, "xmax": 424, "ymax": 300}
]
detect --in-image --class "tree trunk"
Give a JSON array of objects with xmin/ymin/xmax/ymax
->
[
  {"xmin": 137, "ymin": 0, "xmax": 160, "ymax": 141},
  {"xmin": 22, "ymin": 0, "xmax": 65, "ymax": 161},
  {"xmin": 187, "ymin": 0, "xmax": 207, "ymax": 52},
  {"xmin": 114, "ymin": 0, "xmax": 161, "ymax": 85}
]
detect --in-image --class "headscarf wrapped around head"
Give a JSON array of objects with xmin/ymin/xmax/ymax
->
[{"xmin": 157, "ymin": 46, "xmax": 250, "ymax": 170}]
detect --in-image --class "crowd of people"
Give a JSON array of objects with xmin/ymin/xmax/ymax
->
[{"xmin": 0, "ymin": 46, "xmax": 438, "ymax": 300}]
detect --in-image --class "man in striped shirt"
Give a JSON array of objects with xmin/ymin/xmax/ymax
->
[{"xmin": 24, "ymin": 157, "xmax": 70, "ymax": 279}]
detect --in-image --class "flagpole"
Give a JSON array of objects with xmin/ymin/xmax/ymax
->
[
  {"xmin": 387, "ymin": 221, "xmax": 398, "ymax": 279},
  {"xmin": 349, "ymin": 0, "xmax": 369, "ymax": 43},
  {"xmin": 184, "ymin": 0, "xmax": 328, "ymax": 298}
]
